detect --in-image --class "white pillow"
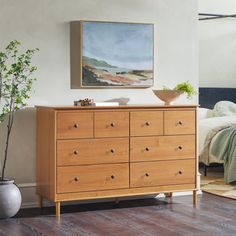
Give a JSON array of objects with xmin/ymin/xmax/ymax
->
[
  {"xmin": 198, "ymin": 108, "xmax": 213, "ymax": 119},
  {"xmin": 212, "ymin": 101, "xmax": 236, "ymax": 117}
]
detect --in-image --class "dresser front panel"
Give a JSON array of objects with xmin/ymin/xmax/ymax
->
[
  {"xmin": 130, "ymin": 111, "xmax": 163, "ymax": 136},
  {"xmin": 164, "ymin": 111, "xmax": 195, "ymax": 135},
  {"xmin": 130, "ymin": 159, "xmax": 195, "ymax": 188},
  {"xmin": 130, "ymin": 135, "xmax": 195, "ymax": 162},
  {"xmin": 36, "ymin": 105, "xmax": 197, "ymax": 203},
  {"xmin": 57, "ymin": 163, "xmax": 129, "ymax": 193},
  {"xmin": 57, "ymin": 138, "xmax": 129, "ymax": 166},
  {"xmin": 94, "ymin": 112, "xmax": 129, "ymax": 138},
  {"xmin": 57, "ymin": 112, "xmax": 93, "ymax": 139}
]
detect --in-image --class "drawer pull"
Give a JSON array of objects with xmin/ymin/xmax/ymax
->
[
  {"xmin": 74, "ymin": 177, "xmax": 79, "ymax": 181},
  {"xmin": 74, "ymin": 150, "xmax": 79, "ymax": 155},
  {"xmin": 111, "ymin": 175, "xmax": 115, "ymax": 179},
  {"xmin": 178, "ymin": 121, "xmax": 183, "ymax": 125},
  {"xmin": 74, "ymin": 123, "xmax": 79, "ymax": 128},
  {"xmin": 145, "ymin": 147, "xmax": 150, "ymax": 151},
  {"xmin": 178, "ymin": 146, "xmax": 183, "ymax": 150},
  {"xmin": 145, "ymin": 121, "xmax": 150, "ymax": 126},
  {"xmin": 110, "ymin": 122, "xmax": 115, "ymax": 127},
  {"xmin": 145, "ymin": 173, "xmax": 149, "ymax": 177},
  {"xmin": 110, "ymin": 149, "xmax": 115, "ymax": 153},
  {"xmin": 178, "ymin": 171, "xmax": 182, "ymax": 175}
]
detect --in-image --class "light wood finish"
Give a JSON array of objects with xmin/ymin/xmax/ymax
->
[
  {"xmin": 164, "ymin": 110, "xmax": 195, "ymax": 135},
  {"xmin": 56, "ymin": 202, "xmax": 60, "ymax": 218},
  {"xmin": 36, "ymin": 105, "xmax": 198, "ymax": 110},
  {"xmin": 36, "ymin": 108, "xmax": 56, "ymax": 201},
  {"xmin": 38, "ymin": 195, "xmax": 43, "ymax": 208},
  {"xmin": 56, "ymin": 184, "xmax": 196, "ymax": 202},
  {"xmin": 57, "ymin": 163, "xmax": 129, "ymax": 193},
  {"xmin": 36, "ymin": 105, "xmax": 197, "ymax": 217},
  {"xmin": 164, "ymin": 192, "xmax": 173, "ymax": 198},
  {"xmin": 130, "ymin": 135, "xmax": 195, "ymax": 162},
  {"xmin": 70, "ymin": 21, "xmax": 82, "ymax": 89},
  {"xmin": 57, "ymin": 138, "xmax": 129, "ymax": 166},
  {"xmin": 193, "ymin": 190, "xmax": 197, "ymax": 207},
  {"xmin": 57, "ymin": 112, "xmax": 93, "ymax": 139},
  {"xmin": 94, "ymin": 111, "xmax": 129, "ymax": 137},
  {"xmin": 130, "ymin": 111, "xmax": 163, "ymax": 136},
  {"xmin": 130, "ymin": 159, "xmax": 195, "ymax": 188}
]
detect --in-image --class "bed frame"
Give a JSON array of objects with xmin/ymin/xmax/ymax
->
[{"xmin": 199, "ymin": 87, "xmax": 236, "ymax": 175}]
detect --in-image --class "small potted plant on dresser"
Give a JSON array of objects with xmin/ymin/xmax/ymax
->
[
  {"xmin": 153, "ymin": 81, "xmax": 197, "ymax": 105},
  {"xmin": 0, "ymin": 40, "xmax": 38, "ymax": 219}
]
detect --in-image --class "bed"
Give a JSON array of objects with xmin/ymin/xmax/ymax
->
[{"xmin": 198, "ymin": 87, "xmax": 236, "ymax": 182}]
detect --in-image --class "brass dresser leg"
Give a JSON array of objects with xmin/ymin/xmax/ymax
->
[{"xmin": 56, "ymin": 202, "xmax": 61, "ymax": 218}]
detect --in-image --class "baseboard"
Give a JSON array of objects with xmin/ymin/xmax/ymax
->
[{"xmin": 18, "ymin": 182, "xmax": 36, "ymax": 188}]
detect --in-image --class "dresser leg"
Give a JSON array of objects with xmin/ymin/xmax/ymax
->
[
  {"xmin": 56, "ymin": 202, "xmax": 61, "ymax": 218},
  {"xmin": 193, "ymin": 190, "xmax": 197, "ymax": 207},
  {"xmin": 38, "ymin": 195, "xmax": 43, "ymax": 208},
  {"xmin": 164, "ymin": 192, "xmax": 173, "ymax": 198}
]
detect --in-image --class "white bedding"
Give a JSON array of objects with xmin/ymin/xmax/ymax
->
[{"xmin": 199, "ymin": 116, "xmax": 236, "ymax": 164}]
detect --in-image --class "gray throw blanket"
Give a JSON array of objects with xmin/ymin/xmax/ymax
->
[{"xmin": 211, "ymin": 126, "xmax": 236, "ymax": 183}]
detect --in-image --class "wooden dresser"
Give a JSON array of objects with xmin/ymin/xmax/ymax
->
[{"xmin": 36, "ymin": 105, "xmax": 198, "ymax": 217}]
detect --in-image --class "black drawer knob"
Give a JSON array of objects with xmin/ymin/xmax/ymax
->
[
  {"xmin": 110, "ymin": 122, "xmax": 115, "ymax": 127},
  {"xmin": 74, "ymin": 150, "xmax": 79, "ymax": 155},
  {"xmin": 110, "ymin": 149, "xmax": 115, "ymax": 153},
  {"xmin": 145, "ymin": 173, "xmax": 149, "ymax": 177},
  {"xmin": 178, "ymin": 171, "xmax": 182, "ymax": 175},
  {"xmin": 178, "ymin": 146, "xmax": 183, "ymax": 150},
  {"xmin": 145, "ymin": 147, "xmax": 150, "ymax": 151},
  {"xmin": 145, "ymin": 122, "xmax": 150, "ymax": 126},
  {"xmin": 74, "ymin": 177, "xmax": 79, "ymax": 181},
  {"xmin": 178, "ymin": 121, "xmax": 183, "ymax": 125},
  {"xmin": 111, "ymin": 175, "xmax": 115, "ymax": 179},
  {"xmin": 74, "ymin": 123, "xmax": 79, "ymax": 128}
]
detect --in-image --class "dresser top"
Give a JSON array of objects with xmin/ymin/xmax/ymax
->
[{"xmin": 36, "ymin": 104, "xmax": 198, "ymax": 110}]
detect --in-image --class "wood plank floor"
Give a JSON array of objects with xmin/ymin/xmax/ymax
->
[{"xmin": 0, "ymin": 193, "xmax": 236, "ymax": 236}]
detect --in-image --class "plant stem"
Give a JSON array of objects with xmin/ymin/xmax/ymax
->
[
  {"xmin": 1, "ymin": 89, "xmax": 14, "ymax": 180},
  {"xmin": 1, "ymin": 113, "xmax": 14, "ymax": 180}
]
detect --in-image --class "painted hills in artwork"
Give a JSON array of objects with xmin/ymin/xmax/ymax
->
[
  {"xmin": 82, "ymin": 56, "xmax": 153, "ymax": 87},
  {"xmin": 83, "ymin": 56, "xmax": 117, "ymax": 68}
]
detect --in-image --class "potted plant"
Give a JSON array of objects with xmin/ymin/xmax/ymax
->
[
  {"xmin": 0, "ymin": 40, "xmax": 38, "ymax": 218},
  {"xmin": 153, "ymin": 81, "xmax": 197, "ymax": 105}
]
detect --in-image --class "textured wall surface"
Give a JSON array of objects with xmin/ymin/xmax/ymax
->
[
  {"xmin": 199, "ymin": 0, "xmax": 236, "ymax": 88},
  {"xmin": 0, "ymin": 0, "xmax": 198, "ymax": 207}
]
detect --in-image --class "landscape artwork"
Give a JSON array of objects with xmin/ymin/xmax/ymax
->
[{"xmin": 81, "ymin": 21, "xmax": 154, "ymax": 87}]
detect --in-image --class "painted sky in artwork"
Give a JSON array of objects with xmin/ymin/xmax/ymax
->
[{"xmin": 82, "ymin": 21, "xmax": 153, "ymax": 70}]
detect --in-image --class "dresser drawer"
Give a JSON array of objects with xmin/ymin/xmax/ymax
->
[
  {"xmin": 57, "ymin": 163, "xmax": 129, "ymax": 193},
  {"xmin": 130, "ymin": 135, "xmax": 195, "ymax": 162},
  {"xmin": 57, "ymin": 112, "xmax": 93, "ymax": 139},
  {"xmin": 94, "ymin": 112, "xmax": 129, "ymax": 138},
  {"xmin": 57, "ymin": 138, "xmax": 129, "ymax": 166},
  {"xmin": 130, "ymin": 159, "xmax": 195, "ymax": 188},
  {"xmin": 164, "ymin": 111, "xmax": 195, "ymax": 135},
  {"xmin": 130, "ymin": 111, "xmax": 163, "ymax": 136}
]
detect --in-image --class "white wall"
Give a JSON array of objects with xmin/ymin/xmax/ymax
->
[
  {"xmin": 199, "ymin": 0, "xmax": 236, "ymax": 88},
  {"xmin": 0, "ymin": 0, "xmax": 198, "ymax": 207}
]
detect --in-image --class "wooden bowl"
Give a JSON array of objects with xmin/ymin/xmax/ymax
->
[{"xmin": 152, "ymin": 90, "xmax": 183, "ymax": 105}]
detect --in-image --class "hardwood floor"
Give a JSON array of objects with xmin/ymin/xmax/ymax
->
[{"xmin": 0, "ymin": 193, "xmax": 236, "ymax": 236}]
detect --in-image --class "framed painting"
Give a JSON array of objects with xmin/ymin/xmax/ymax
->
[{"xmin": 70, "ymin": 21, "xmax": 154, "ymax": 88}]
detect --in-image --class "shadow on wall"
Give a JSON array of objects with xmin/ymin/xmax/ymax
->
[{"xmin": 0, "ymin": 108, "xmax": 36, "ymax": 185}]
